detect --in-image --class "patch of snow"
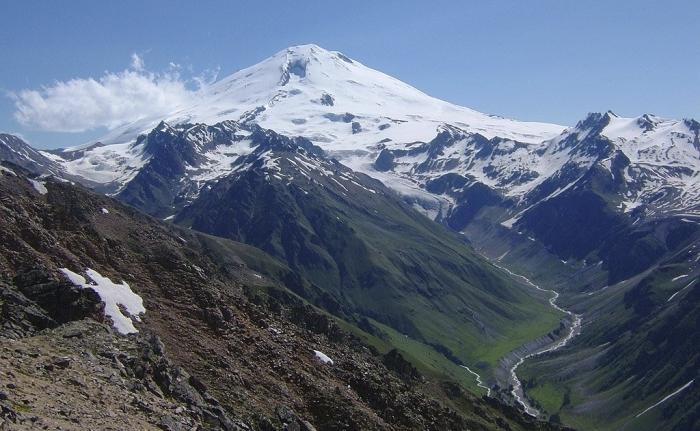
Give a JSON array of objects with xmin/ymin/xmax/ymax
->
[
  {"xmin": 635, "ymin": 379, "xmax": 694, "ymax": 418},
  {"xmin": 191, "ymin": 264, "xmax": 205, "ymax": 278},
  {"xmin": 496, "ymin": 250, "xmax": 510, "ymax": 261},
  {"xmin": 500, "ymin": 217, "xmax": 519, "ymax": 229},
  {"xmin": 0, "ymin": 165, "xmax": 16, "ymax": 176},
  {"xmin": 27, "ymin": 178, "xmax": 48, "ymax": 195},
  {"xmin": 602, "ymin": 115, "xmax": 645, "ymax": 141},
  {"xmin": 57, "ymin": 140, "xmax": 150, "ymax": 191},
  {"xmin": 586, "ymin": 284, "xmax": 611, "ymax": 296},
  {"xmin": 59, "ymin": 267, "xmax": 145, "ymax": 334},
  {"xmin": 101, "ymin": 207, "xmax": 110, "ymax": 214},
  {"xmin": 59, "ymin": 268, "xmax": 86, "ymax": 286},
  {"xmin": 189, "ymin": 139, "xmax": 256, "ymax": 183},
  {"xmin": 313, "ymin": 350, "xmax": 334, "ymax": 365},
  {"xmin": 623, "ymin": 200, "xmax": 643, "ymax": 213},
  {"xmin": 667, "ymin": 279, "xmax": 696, "ymax": 302}
]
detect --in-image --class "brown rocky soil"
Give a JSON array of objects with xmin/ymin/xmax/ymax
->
[{"xmin": 0, "ymin": 320, "xmax": 246, "ymax": 430}]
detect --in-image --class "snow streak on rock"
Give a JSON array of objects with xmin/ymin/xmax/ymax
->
[{"xmin": 60, "ymin": 268, "xmax": 145, "ymax": 334}]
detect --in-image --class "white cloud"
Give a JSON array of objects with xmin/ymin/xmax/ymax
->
[
  {"xmin": 130, "ymin": 53, "xmax": 145, "ymax": 71},
  {"xmin": 11, "ymin": 55, "xmax": 209, "ymax": 133},
  {"xmin": 193, "ymin": 66, "xmax": 220, "ymax": 89}
]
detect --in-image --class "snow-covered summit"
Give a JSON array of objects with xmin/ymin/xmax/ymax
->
[
  {"xmin": 5, "ymin": 45, "xmax": 698, "ymax": 226},
  {"xmin": 96, "ymin": 44, "xmax": 565, "ymax": 152},
  {"xmin": 600, "ymin": 112, "xmax": 699, "ymax": 163}
]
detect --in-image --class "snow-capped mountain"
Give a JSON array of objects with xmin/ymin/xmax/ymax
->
[
  {"xmin": 2, "ymin": 44, "xmax": 699, "ymax": 251},
  {"xmin": 0, "ymin": 134, "xmax": 63, "ymax": 177},
  {"xmin": 113, "ymin": 119, "xmax": 382, "ymax": 217},
  {"xmin": 21, "ymin": 44, "xmax": 693, "ymax": 220},
  {"xmin": 96, "ymin": 44, "xmax": 564, "ymax": 149},
  {"xmin": 35, "ymin": 44, "xmax": 563, "ymax": 193},
  {"xmin": 374, "ymin": 111, "xmax": 700, "ymax": 224},
  {"xmin": 600, "ymin": 113, "xmax": 700, "ymax": 216}
]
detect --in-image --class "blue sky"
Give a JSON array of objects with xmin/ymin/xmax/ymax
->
[{"xmin": 1, "ymin": 0, "xmax": 698, "ymax": 148}]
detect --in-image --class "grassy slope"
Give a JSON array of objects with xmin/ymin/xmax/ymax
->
[
  {"xmin": 337, "ymin": 188, "xmax": 563, "ymax": 374},
  {"xmin": 268, "ymin": 184, "xmax": 562, "ymax": 383},
  {"xmin": 517, "ymin": 249, "xmax": 700, "ymax": 430},
  {"xmin": 204, "ymin": 233, "xmax": 492, "ymax": 395},
  {"xmin": 176, "ymin": 156, "xmax": 563, "ymax": 388}
]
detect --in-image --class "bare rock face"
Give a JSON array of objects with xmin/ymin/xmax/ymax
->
[{"xmin": 14, "ymin": 268, "xmax": 104, "ymax": 326}]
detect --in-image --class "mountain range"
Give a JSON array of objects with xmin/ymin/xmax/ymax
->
[{"xmin": 1, "ymin": 44, "xmax": 698, "ymax": 430}]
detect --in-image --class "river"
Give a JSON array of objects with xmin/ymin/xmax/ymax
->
[{"xmin": 493, "ymin": 262, "xmax": 582, "ymax": 417}]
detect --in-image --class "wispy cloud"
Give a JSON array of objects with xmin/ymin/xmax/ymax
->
[
  {"xmin": 11, "ymin": 55, "xmax": 214, "ymax": 133},
  {"xmin": 130, "ymin": 53, "xmax": 145, "ymax": 71}
]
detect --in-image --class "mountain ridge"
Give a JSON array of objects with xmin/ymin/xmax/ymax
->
[{"xmin": 1, "ymin": 43, "xmax": 699, "ymax": 431}]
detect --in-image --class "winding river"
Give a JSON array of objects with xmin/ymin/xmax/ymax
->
[
  {"xmin": 463, "ymin": 261, "xmax": 582, "ymax": 416},
  {"xmin": 497, "ymin": 263, "xmax": 581, "ymax": 416}
]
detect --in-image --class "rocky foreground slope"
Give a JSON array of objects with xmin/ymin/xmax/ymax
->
[{"xmin": 0, "ymin": 163, "xmax": 565, "ymax": 430}]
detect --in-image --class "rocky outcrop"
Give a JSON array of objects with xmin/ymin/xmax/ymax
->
[{"xmin": 0, "ymin": 320, "xmax": 245, "ymax": 430}]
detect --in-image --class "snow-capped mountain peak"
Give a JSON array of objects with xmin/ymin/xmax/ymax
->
[
  {"xmin": 7, "ymin": 44, "xmax": 698, "ymax": 229},
  {"xmin": 93, "ymin": 44, "xmax": 564, "ymax": 154},
  {"xmin": 36, "ymin": 44, "xmax": 567, "ymax": 196}
]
